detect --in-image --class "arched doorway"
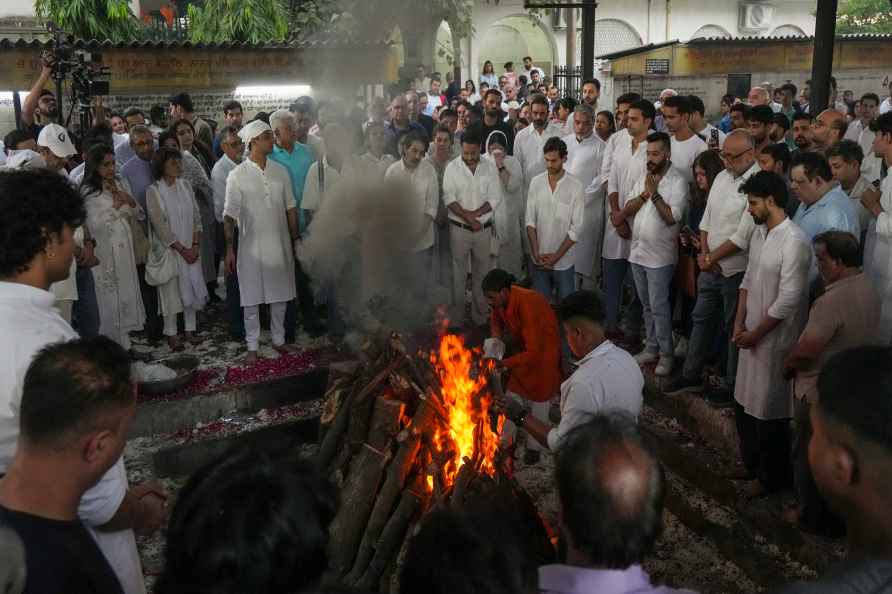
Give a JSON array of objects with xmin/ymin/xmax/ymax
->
[
  {"xmin": 690, "ymin": 24, "xmax": 732, "ymax": 40},
  {"xmin": 387, "ymin": 25, "xmax": 406, "ymax": 71},
  {"xmin": 433, "ymin": 20, "xmax": 455, "ymax": 78},
  {"xmin": 771, "ymin": 25, "xmax": 807, "ymax": 37},
  {"xmin": 479, "ymin": 14, "xmax": 556, "ymax": 79},
  {"xmin": 593, "ymin": 18, "xmax": 642, "ymax": 57}
]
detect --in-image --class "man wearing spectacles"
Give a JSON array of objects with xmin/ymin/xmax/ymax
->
[{"xmin": 663, "ymin": 130, "xmax": 760, "ymax": 409}]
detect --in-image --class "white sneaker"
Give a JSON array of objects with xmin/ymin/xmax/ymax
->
[
  {"xmin": 655, "ymin": 355, "xmax": 675, "ymax": 377},
  {"xmin": 634, "ymin": 350, "xmax": 658, "ymax": 365},
  {"xmin": 674, "ymin": 336, "xmax": 689, "ymax": 359}
]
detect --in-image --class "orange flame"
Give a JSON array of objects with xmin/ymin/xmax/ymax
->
[{"xmin": 429, "ymin": 334, "xmax": 501, "ymax": 488}]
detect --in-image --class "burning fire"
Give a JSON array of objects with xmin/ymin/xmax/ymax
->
[{"xmin": 428, "ymin": 334, "xmax": 502, "ymax": 490}]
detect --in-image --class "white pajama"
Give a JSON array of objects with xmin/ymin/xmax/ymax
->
[
  {"xmin": 244, "ymin": 302, "xmax": 288, "ymax": 351},
  {"xmin": 163, "ymin": 307, "xmax": 197, "ymax": 337}
]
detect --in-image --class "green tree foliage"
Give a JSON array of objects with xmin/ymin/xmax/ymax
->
[
  {"xmin": 34, "ymin": 0, "xmax": 138, "ymax": 42},
  {"xmin": 186, "ymin": 0, "xmax": 290, "ymax": 43},
  {"xmin": 836, "ymin": 0, "xmax": 892, "ymax": 34}
]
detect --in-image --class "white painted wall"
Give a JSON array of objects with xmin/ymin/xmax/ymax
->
[{"xmin": 0, "ymin": 0, "xmax": 36, "ymax": 18}]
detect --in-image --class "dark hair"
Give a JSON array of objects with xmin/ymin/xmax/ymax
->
[
  {"xmin": 529, "ymin": 93, "xmax": 549, "ymax": 110},
  {"xmin": 465, "ymin": 80, "xmax": 477, "ymax": 93},
  {"xmin": 482, "ymin": 268, "xmax": 515, "ymax": 293},
  {"xmin": 523, "ymin": 55, "xmax": 533, "ymax": 62},
  {"xmin": 482, "ymin": 60, "xmax": 494, "ymax": 74},
  {"xmin": 0, "ymin": 169, "xmax": 85, "ymax": 278},
  {"xmin": 168, "ymin": 92, "xmax": 194, "ymax": 113},
  {"xmin": 861, "ymin": 92, "xmax": 881, "ymax": 107},
  {"xmin": 646, "ymin": 131, "xmax": 671, "ymax": 151},
  {"xmin": 555, "ymin": 413, "xmax": 665, "ymax": 568},
  {"xmin": 814, "ymin": 230, "xmax": 861, "ymax": 268},
  {"xmin": 168, "ymin": 118, "xmax": 214, "ymax": 170},
  {"xmin": 401, "ymin": 505, "xmax": 538, "ymax": 594},
  {"xmin": 629, "ymin": 99, "xmax": 656, "ymax": 123},
  {"xmin": 558, "ymin": 97, "xmax": 578, "ymax": 113},
  {"xmin": 691, "ymin": 150, "xmax": 725, "ymax": 210},
  {"xmin": 662, "ymin": 94, "xmax": 691, "ymax": 114},
  {"xmin": 730, "ymin": 103, "xmax": 751, "ymax": 117},
  {"xmin": 461, "ymin": 125, "xmax": 483, "ymax": 147},
  {"xmin": 484, "ymin": 88, "xmax": 503, "ymax": 103},
  {"xmin": 740, "ymin": 170, "xmax": 789, "ymax": 208},
  {"xmin": 793, "ymin": 111, "xmax": 814, "ymax": 124},
  {"xmin": 582, "ymin": 78, "xmax": 601, "ymax": 91},
  {"xmin": 20, "ymin": 336, "xmax": 132, "ymax": 446},
  {"xmin": 791, "ymin": 151, "xmax": 833, "ymax": 183},
  {"xmin": 504, "ymin": 61, "xmax": 513, "ymax": 70},
  {"xmin": 290, "ymin": 96, "xmax": 317, "ymax": 118},
  {"xmin": 747, "ymin": 105, "xmax": 774, "ymax": 125},
  {"xmin": 688, "ymin": 95, "xmax": 706, "ymax": 117},
  {"xmin": 400, "ymin": 129, "xmax": 429, "ymax": 152},
  {"xmin": 123, "ymin": 106, "xmax": 144, "ymax": 120},
  {"xmin": 872, "ymin": 112, "xmax": 892, "ymax": 135},
  {"xmin": 830, "ymin": 117, "xmax": 849, "ymax": 139},
  {"xmin": 818, "ymin": 346, "xmax": 892, "ymax": 454},
  {"xmin": 759, "ymin": 142, "xmax": 792, "ymax": 173},
  {"xmin": 558, "ymin": 290, "xmax": 605, "ymax": 325},
  {"xmin": 222, "ymin": 100, "xmax": 243, "ymax": 115},
  {"xmin": 597, "ymin": 110, "xmax": 616, "ymax": 134},
  {"xmin": 616, "ymin": 92, "xmax": 642, "ymax": 107},
  {"xmin": 155, "ymin": 452, "xmax": 337, "ymax": 594},
  {"xmin": 150, "ymin": 103, "xmax": 166, "ymax": 124},
  {"xmin": 439, "ymin": 108, "xmax": 457, "ymax": 122},
  {"xmin": 780, "ymin": 83, "xmax": 798, "ymax": 97},
  {"xmin": 433, "ymin": 123, "xmax": 454, "ymax": 144},
  {"xmin": 81, "ymin": 143, "xmax": 117, "ymax": 197},
  {"xmin": 81, "ymin": 123, "xmax": 115, "ymax": 155},
  {"xmin": 827, "ymin": 139, "xmax": 864, "ymax": 165},
  {"xmin": 216, "ymin": 125, "xmax": 240, "ymax": 146},
  {"xmin": 721, "ymin": 94, "xmax": 737, "ymax": 107},
  {"xmin": 771, "ymin": 112, "xmax": 791, "ymax": 131},
  {"xmin": 3, "ymin": 129, "xmax": 36, "ymax": 154},
  {"xmin": 151, "ymin": 147, "xmax": 183, "ymax": 181},
  {"xmin": 543, "ymin": 136, "xmax": 568, "ymax": 158}
]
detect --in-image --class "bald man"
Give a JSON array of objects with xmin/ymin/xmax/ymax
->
[
  {"xmin": 540, "ymin": 413, "xmax": 694, "ymax": 594},
  {"xmin": 812, "ymin": 110, "xmax": 847, "ymax": 155}
]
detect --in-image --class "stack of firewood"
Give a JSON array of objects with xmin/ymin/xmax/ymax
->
[{"xmin": 315, "ymin": 333, "xmax": 551, "ymax": 593}]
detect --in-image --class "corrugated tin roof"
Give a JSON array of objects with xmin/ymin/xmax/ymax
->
[
  {"xmin": 0, "ymin": 37, "xmax": 389, "ymax": 50},
  {"xmin": 598, "ymin": 33, "xmax": 892, "ymax": 60}
]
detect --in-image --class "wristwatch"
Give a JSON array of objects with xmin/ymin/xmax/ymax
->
[
  {"xmin": 513, "ymin": 408, "xmax": 527, "ymax": 427},
  {"xmin": 652, "ymin": 192, "xmax": 663, "ymax": 203}
]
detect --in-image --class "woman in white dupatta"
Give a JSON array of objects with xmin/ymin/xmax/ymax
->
[
  {"xmin": 80, "ymin": 144, "xmax": 146, "ymax": 352},
  {"xmin": 146, "ymin": 147, "xmax": 208, "ymax": 351}
]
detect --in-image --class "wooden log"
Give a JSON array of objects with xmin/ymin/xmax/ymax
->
[
  {"xmin": 355, "ymin": 477, "xmax": 428, "ymax": 591},
  {"xmin": 344, "ymin": 401, "xmax": 434, "ymax": 584},
  {"xmin": 327, "ymin": 396, "xmax": 405, "ymax": 576},
  {"xmin": 347, "ymin": 356, "xmax": 407, "ymax": 448}
]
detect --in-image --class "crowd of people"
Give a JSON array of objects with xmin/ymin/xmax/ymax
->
[{"xmin": 2, "ymin": 49, "xmax": 892, "ymax": 593}]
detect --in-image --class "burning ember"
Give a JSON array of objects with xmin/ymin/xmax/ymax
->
[{"xmin": 429, "ymin": 334, "xmax": 503, "ymax": 488}]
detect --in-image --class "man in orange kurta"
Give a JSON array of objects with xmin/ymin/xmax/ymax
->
[{"xmin": 483, "ymin": 269, "xmax": 561, "ymax": 456}]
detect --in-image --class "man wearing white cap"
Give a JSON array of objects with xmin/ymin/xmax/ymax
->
[{"xmin": 223, "ymin": 120, "xmax": 300, "ymax": 363}]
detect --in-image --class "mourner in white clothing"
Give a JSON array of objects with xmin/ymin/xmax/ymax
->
[
  {"xmin": 442, "ymin": 127, "xmax": 502, "ymax": 326},
  {"xmin": 525, "ymin": 137, "xmax": 585, "ymax": 303},
  {"xmin": 485, "ymin": 131, "xmax": 525, "ymax": 278},
  {"xmin": 844, "ymin": 93, "xmax": 883, "ymax": 183},
  {"xmin": 514, "ymin": 94, "xmax": 565, "ymax": 194},
  {"xmin": 563, "ymin": 104, "xmax": 606, "ymax": 289},
  {"xmin": 733, "ymin": 171, "xmax": 811, "ymax": 498},
  {"xmin": 223, "ymin": 120, "xmax": 300, "ymax": 363},
  {"xmin": 301, "ymin": 123, "xmax": 357, "ymax": 221},
  {"xmin": 827, "ymin": 139, "xmax": 876, "ymax": 233},
  {"xmin": 385, "ymin": 131, "xmax": 440, "ymax": 298},
  {"xmin": 146, "ymin": 148, "xmax": 209, "ymax": 351},
  {"xmin": 623, "ymin": 132, "xmax": 688, "ymax": 377},
  {"xmin": 81, "ymin": 145, "xmax": 146, "ymax": 352},
  {"xmin": 358, "ymin": 120, "xmax": 396, "ymax": 181},
  {"xmin": 662, "ymin": 95, "xmax": 708, "ymax": 188},
  {"xmin": 861, "ymin": 111, "xmax": 892, "ymax": 343},
  {"xmin": 496, "ymin": 290, "xmax": 644, "ymax": 451},
  {"xmin": 211, "ymin": 126, "xmax": 243, "ymax": 224}
]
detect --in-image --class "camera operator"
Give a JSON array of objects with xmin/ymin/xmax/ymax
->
[{"xmin": 21, "ymin": 52, "xmax": 60, "ymax": 136}]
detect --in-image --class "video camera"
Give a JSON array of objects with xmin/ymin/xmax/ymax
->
[{"xmin": 45, "ymin": 22, "xmax": 112, "ymax": 126}]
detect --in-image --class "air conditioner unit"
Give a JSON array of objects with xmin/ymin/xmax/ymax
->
[{"xmin": 739, "ymin": 2, "xmax": 775, "ymax": 34}]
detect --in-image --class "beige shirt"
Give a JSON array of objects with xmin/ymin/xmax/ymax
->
[{"xmin": 793, "ymin": 273, "xmax": 882, "ymax": 402}]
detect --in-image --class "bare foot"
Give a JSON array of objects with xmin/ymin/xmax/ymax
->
[{"xmin": 245, "ymin": 351, "xmax": 259, "ymax": 364}]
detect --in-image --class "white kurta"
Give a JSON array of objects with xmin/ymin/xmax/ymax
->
[
  {"xmin": 84, "ymin": 185, "xmax": 146, "ymax": 345},
  {"xmin": 514, "ymin": 122, "xmax": 566, "ymax": 192},
  {"xmin": 384, "ymin": 159, "xmax": 439, "ymax": 252},
  {"xmin": 223, "ymin": 158, "xmax": 297, "ymax": 307},
  {"xmin": 564, "ymin": 132, "xmax": 606, "ymax": 280},
  {"xmin": 603, "ymin": 135, "xmax": 648, "ymax": 261},
  {"xmin": 146, "ymin": 179, "xmax": 208, "ymax": 316},
  {"xmin": 483, "ymin": 153, "xmax": 524, "ymax": 278},
  {"xmin": 734, "ymin": 219, "xmax": 811, "ymax": 420},
  {"xmin": 864, "ymin": 175, "xmax": 892, "ymax": 344}
]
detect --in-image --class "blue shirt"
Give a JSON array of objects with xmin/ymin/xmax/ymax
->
[
  {"xmin": 270, "ymin": 143, "xmax": 315, "ymax": 232},
  {"xmin": 792, "ymin": 185, "xmax": 861, "ymax": 242},
  {"xmin": 120, "ymin": 155, "xmax": 153, "ymax": 214}
]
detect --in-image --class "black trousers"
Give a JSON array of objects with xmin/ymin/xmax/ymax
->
[
  {"xmin": 734, "ymin": 402, "xmax": 792, "ymax": 492},
  {"xmin": 793, "ymin": 397, "xmax": 845, "ymax": 535},
  {"xmin": 284, "ymin": 260, "xmax": 321, "ymax": 341},
  {"xmin": 137, "ymin": 264, "xmax": 163, "ymax": 341}
]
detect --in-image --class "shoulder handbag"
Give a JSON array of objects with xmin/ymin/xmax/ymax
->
[{"xmin": 144, "ymin": 194, "xmax": 179, "ymax": 287}]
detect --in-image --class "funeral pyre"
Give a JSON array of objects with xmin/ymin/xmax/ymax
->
[{"xmin": 317, "ymin": 332, "xmax": 553, "ymax": 592}]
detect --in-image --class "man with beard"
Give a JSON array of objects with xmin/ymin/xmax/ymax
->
[
  {"xmin": 844, "ymin": 93, "xmax": 882, "ymax": 183},
  {"xmin": 730, "ymin": 103, "xmax": 750, "ymax": 131},
  {"xmin": 662, "ymin": 95, "xmax": 707, "ymax": 189},
  {"xmin": 746, "ymin": 105, "xmax": 774, "ymax": 154},
  {"xmin": 732, "ymin": 171, "xmax": 811, "ymax": 499},
  {"xmin": 212, "ymin": 126, "xmax": 246, "ymax": 339},
  {"xmin": 792, "ymin": 112, "xmax": 814, "ymax": 154},
  {"xmin": 580, "ymin": 79, "xmax": 601, "ymax": 110},
  {"xmin": 384, "ymin": 95, "xmax": 427, "ymax": 158},
  {"xmin": 861, "ymin": 112, "xmax": 892, "ymax": 344},
  {"xmin": 812, "ymin": 109, "xmax": 848, "ymax": 156},
  {"xmin": 515, "ymin": 94, "xmax": 563, "ymax": 198},
  {"xmin": 599, "ymin": 92, "xmax": 642, "ymax": 198},
  {"xmin": 480, "ymin": 89, "xmax": 515, "ymax": 155},
  {"xmin": 623, "ymin": 132, "xmax": 688, "ymax": 377},
  {"xmin": 443, "ymin": 126, "xmax": 502, "ymax": 326},
  {"xmin": 769, "ymin": 113, "xmax": 792, "ymax": 148},
  {"xmin": 21, "ymin": 52, "xmax": 59, "ymax": 136}
]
